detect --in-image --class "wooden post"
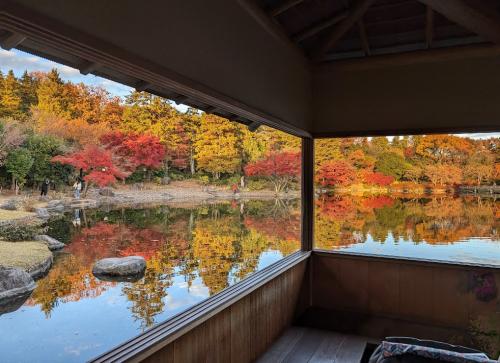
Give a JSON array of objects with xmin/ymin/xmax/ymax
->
[{"xmin": 301, "ymin": 137, "xmax": 314, "ymax": 251}]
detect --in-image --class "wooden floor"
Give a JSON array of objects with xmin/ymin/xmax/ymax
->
[{"xmin": 256, "ymin": 327, "xmax": 375, "ymax": 363}]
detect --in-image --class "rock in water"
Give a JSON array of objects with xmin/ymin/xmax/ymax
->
[
  {"xmin": 92, "ymin": 256, "xmax": 146, "ymax": 281},
  {"xmin": 34, "ymin": 235, "xmax": 65, "ymax": 251},
  {"xmin": 0, "ymin": 267, "xmax": 36, "ymax": 315}
]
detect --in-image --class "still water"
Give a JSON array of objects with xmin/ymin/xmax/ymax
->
[
  {"xmin": 315, "ymin": 195, "xmax": 499, "ymax": 265},
  {"xmin": 0, "ymin": 195, "xmax": 498, "ymax": 362}
]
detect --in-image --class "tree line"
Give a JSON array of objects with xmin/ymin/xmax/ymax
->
[
  {"xmin": 0, "ymin": 68, "xmax": 300, "ymax": 192},
  {"xmin": 316, "ymin": 135, "xmax": 499, "ymax": 190},
  {"xmin": 0, "ymin": 67, "xmax": 498, "ymax": 193}
]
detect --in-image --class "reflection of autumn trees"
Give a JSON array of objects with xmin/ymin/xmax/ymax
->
[
  {"xmin": 192, "ymin": 217, "xmax": 238, "ymax": 294},
  {"xmin": 27, "ymin": 254, "xmax": 115, "ymax": 317},
  {"xmin": 315, "ymin": 195, "xmax": 499, "ymax": 248},
  {"xmin": 31, "ymin": 201, "xmax": 302, "ymax": 323},
  {"xmin": 191, "ymin": 201, "xmax": 300, "ymax": 294},
  {"xmin": 122, "ymin": 243, "xmax": 178, "ymax": 330}
]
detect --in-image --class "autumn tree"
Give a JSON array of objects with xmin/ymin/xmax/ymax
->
[
  {"xmin": 245, "ymin": 151, "xmax": 300, "ymax": 193},
  {"xmin": 121, "ymin": 91, "xmax": 176, "ymax": 134},
  {"xmin": 464, "ymin": 163, "xmax": 493, "ymax": 186},
  {"xmin": 0, "ymin": 70, "xmax": 22, "ymax": 118},
  {"xmin": 416, "ymin": 135, "xmax": 472, "ymax": 164},
  {"xmin": 375, "ymin": 152, "xmax": 409, "ymax": 180},
  {"xmin": 101, "ymin": 131, "xmax": 166, "ymax": 180},
  {"xmin": 194, "ymin": 114, "xmax": 242, "ymax": 179},
  {"xmin": 153, "ymin": 115, "xmax": 190, "ymax": 180},
  {"xmin": 425, "ymin": 164, "xmax": 462, "ymax": 186},
  {"xmin": 316, "ymin": 160, "xmax": 356, "ymax": 188},
  {"xmin": 0, "ymin": 119, "xmax": 26, "ymax": 166},
  {"xmin": 314, "ymin": 138, "xmax": 342, "ymax": 168},
  {"xmin": 404, "ymin": 164, "xmax": 423, "ymax": 183},
  {"xmin": 363, "ymin": 171, "xmax": 394, "ymax": 186},
  {"xmin": 52, "ymin": 145, "xmax": 127, "ymax": 187},
  {"xmin": 35, "ymin": 69, "xmax": 72, "ymax": 118},
  {"xmin": 182, "ymin": 108, "xmax": 201, "ymax": 175}
]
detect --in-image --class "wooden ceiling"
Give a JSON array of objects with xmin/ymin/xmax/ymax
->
[{"xmin": 252, "ymin": 0, "xmax": 500, "ymax": 63}]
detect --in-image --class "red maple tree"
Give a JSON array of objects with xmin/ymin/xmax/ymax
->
[
  {"xmin": 52, "ymin": 145, "xmax": 128, "ymax": 187},
  {"xmin": 316, "ymin": 160, "xmax": 355, "ymax": 187},
  {"xmin": 100, "ymin": 131, "xmax": 166, "ymax": 172},
  {"xmin": 363, "ymin": 171, "xmax": 394, "ymax": 186},
  {"xmin": 244, "ymin": 151, "xmax": 300, "ymax": 193}
]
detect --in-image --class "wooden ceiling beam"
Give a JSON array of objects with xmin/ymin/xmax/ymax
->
[
  {"xmin": 78, "ymin": 60, "xmax": 100, "ymax": 75},
  {"xmin": 269, "ymin": 0, "xmax": 303, "ymax": 17},
  {"xmin": 357, "ymin": 19, "xmax": 370, "ymax": 56},
  {"xmin": 237, "ymin": 0, "xmax": 307, "ymax": 64},
  {"xmin": 425, "ymin": 5, "xmax": 434, "ymax": 49},
  {"xmin": 134, "ymin": 80, "xmax": 151, "ymax": 92},
  {"xmin": 0, "ymin": 31, "xmax": 25, "ymax": 50},
  {"xmin": 311, "ymin": 0, "xmax": 377, "ymax": 61},
  {"xmin": 293, "ymin": 11, "xmax": 348, "ymax": 43},
  {"xmin": 319, "ymin": 43, "xmax": 500, "ymax": 71},
  {"xmin": 418, "ymin": 0, "xmax": 500, "ymax": 45}
]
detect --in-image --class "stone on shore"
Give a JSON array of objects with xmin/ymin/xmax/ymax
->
[
  {"xmin": 99, "ymin": 188, "xmax": 115, "ymax": 197},
  {"xmin": 35, "ymin": 207, "xmax": 50, "ymax": 219},
  {"xmin": 0, "ymin": 241, "xmax": 53, "ymax": 279},
  {"xmin": 34, "ymin": 235, "xmax": 65, "ymax": 251},
  {"xmin": 46, "ymin": 200, "xmax": 65, "ymax": 213},
  {"xmin": 92, "ymin": 256, "xmax": 146, "ymax": 281},
  {"xmin": 0, "ymin": 267, "xmax": 36, "ymax": 315},
  {"xmin": 0, "ymin": 199, "xmax": 20, "ymax": 211}
]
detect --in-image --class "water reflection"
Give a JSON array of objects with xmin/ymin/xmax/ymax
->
[
  {"xmin": 0, "ymin": 199, "xmax": 300, "ymax": 363},
  {"xmin": 315, "ymin": 195, "xmax": 499, "ymax": 265}
]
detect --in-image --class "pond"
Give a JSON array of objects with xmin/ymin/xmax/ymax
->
[
  {"xmin": 0, "ymin": 195, "xmax": 499, "ymax": 362},
  {"xmin": 0, "ymin": 199, "xmax": 301, "ymax": 363},
  {"xmin": 315, "ymin": 195, "xmax": 500, "ymax": 266}
]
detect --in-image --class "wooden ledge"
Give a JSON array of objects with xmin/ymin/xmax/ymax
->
[
  {"xmin": 312, "ymin": 249, "xmax": 500, "ymax": 270},
  {"xmin": 91, "ymin": 250, "xmax": 311, "ymax": 363}
]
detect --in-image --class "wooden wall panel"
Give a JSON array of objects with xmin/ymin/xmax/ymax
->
[
  {"xmin": 141, "ymin": 259, "xmax": 308, "ymax": 363},
  {"xmin": 310, "ymin": 252, "xmax": 500, "ymax": 355}
]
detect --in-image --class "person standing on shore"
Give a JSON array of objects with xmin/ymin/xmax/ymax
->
[
  {"xmin": 40, "ymin": 179, "xmax": 50, "ymax": 197},
  {"xmin": 73, "ymin": 179, "xmax": 82, "ymax": 199}
]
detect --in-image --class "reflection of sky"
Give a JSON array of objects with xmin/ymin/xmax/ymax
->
[
  {"xmin": 0, "ymin": 248, "xmax": 286, "ymax": 363},
  {"xmin": 338, "ymin": 234, "xmax": 500, "ymax": 266}
]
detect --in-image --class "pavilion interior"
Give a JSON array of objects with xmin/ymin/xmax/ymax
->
[{"xmin": 1, "ymin": 0, "xmax": 499, "ymax": 362}]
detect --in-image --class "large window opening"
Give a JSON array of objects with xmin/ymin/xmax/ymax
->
[
  {"xmin": 0, "ymin": 48, "xmax": 301, "ymax": 362},
  {"xmin": 314, "ymin": 135, "xmax": 499, "ymax": 266}
]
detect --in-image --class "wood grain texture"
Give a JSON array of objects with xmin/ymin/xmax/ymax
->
[
  {"xmin": 257, "ymin": 327, "xmax": 368, "ymax": 363},
  {"xmin": 310, "ymin": 251, "xmax": 500, "ymax": 348},
  {"xmin": 141, "ymin": 259, "xmax": 308, "ymax": 363}
]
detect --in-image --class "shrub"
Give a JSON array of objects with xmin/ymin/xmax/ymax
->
[
  {"xmin": 247, "ymin": 179, "xmax": 269, "ymax": 191},
  {"xmin": 0, "ymin": 223, "xmax": 46, "ymax": 241}
]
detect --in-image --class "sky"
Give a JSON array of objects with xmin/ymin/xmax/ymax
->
[{"xmin": 1, "ymin": 48, "xmax": 498, "ymax": 139}]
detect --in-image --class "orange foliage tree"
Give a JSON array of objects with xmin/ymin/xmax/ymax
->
[{"xmin": 316, "ymin": 160, "xmax": 356, "ymax": 188}]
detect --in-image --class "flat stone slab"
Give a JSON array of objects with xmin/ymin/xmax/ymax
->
[
  {"xmin": 34, "ymin": 235, "xmax": 65, "ymax": 251},
  {"xmin": 92, "ymin": 256, "xmax": 146, "ymax": 281},
  {"xmin": 0, "ymin": 267, "xmax": 36, "ymax": 315},
  {"xmin": 0, "ymin": 242, "xmax": 53, "ymax": 279}
]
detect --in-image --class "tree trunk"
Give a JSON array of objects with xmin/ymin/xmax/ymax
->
[
  {"xmin": 11, "ymin": 175, "xmax": 15, "ymax": 191},
  {"xmin": 190, "ymin": 147, "xmax": 195, "ymax": 175}
]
